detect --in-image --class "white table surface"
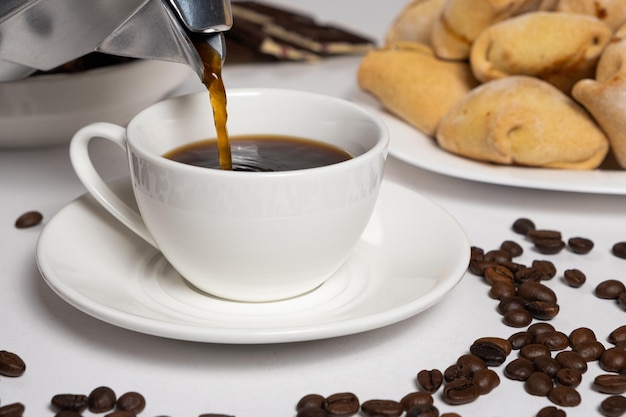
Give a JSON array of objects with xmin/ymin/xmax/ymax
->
[{"xmin": 2, "ymin": 1, "xmax": 625, "ymax": 416}]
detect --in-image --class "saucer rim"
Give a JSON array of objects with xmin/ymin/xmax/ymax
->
[{"xmin": 36, "ymin": 177, "xmax": 470, "ymax": 344}]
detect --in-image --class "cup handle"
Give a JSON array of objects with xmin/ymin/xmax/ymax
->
[{"xmin": 69, "ymin": 122, "xmax": 158, "ymax": 249}]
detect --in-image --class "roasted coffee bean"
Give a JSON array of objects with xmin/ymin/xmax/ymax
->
[
  {"xmin": 456, "ymin": 354, "xmax": 487, "ymax": 376},
  {"xmin": 484, "ymin": 249, "xmax": 513, "ymax": 264},
  {"xmin": 612, "ymin": 242, "xmax": 626, "ymax": 259},
  {"xmin": 468, "ymin": 259, "xmax": 497, "ymax": 276},
  {"xmin": 567, "ymin": 237, "xmax": 594, "ymax": 254},
  {"xmin": 548, "ymin": 386, "xmax": 581, "ymax": 407},
  {"xmin": 513, "ymin": 218, "xmax": 536, "ymax": 235},
  {"xmin": 0, "ymin": 350, "xmax": 26, "ymax": 377},
  {"xmin": 484, "ymin": 265, "xmax": 514, "ymax": 285},
  {"xmin": 520, "ymin": 344, "xmax": 552, "ymax": 360},
  {"xmin": 360, "ymin": 399, "xmax": 403, "ymax": 417},
  {"xmin": 526, "ymin": 301, "xmax": 560, "ymax": 320},
  {"xmin": 518, "ymin": 282, "xmax": 557, "ymax": 304},
  {"xmin": 593, "ymin": 374, "xmax": 626, "ymax": 394},
  {"xmin": 532, "ymin": 260, "xmax": 557, "ymax": 279},
  {"xmin": 515, "ymin": 267, "xmax": 546, "ymax": 284},
  {"xmin": 555, "ymin": 351, "xmax": 588, "ymax": 373},
  {"xmin": 0, "ymin": 403, "xmax": 25, "ymax": 417},
  {"xmin": 489, "ymin": 281, "xmax": 516, "ymax": 299},
  {"xmin": 14, "ymin": 210, "xmax": 43, "ymax": 228},
  {"xmin": 443, "ymin": 364, "xmax": 459, "ymax": 382},
  {"xmin": 323, "ymin": 392, "xmax": 359, "ymax": 417},
  {"xmin": 600, "ymin": 348, "xmax": 626, "ymax": 373},
  {"xmin": 534, "ymin": 238, "xmax": 566, "ymax": 255},
  {"xmin": 297, "ymin": 408, "xmax": 329, "ymax": 417},
  {"xmin": 596, "ymin": 280, "xmax": 626, "ymax": 299},
  {"xmin": 525, "ymin": 372, "xmax": 554, "ymax": 396},
  {"xmin": 198, "ymin": 414, "xmax": 235, "ymax": 417},
  {"xmin": 498, "ymin": 297, "xmax": 527, "ymax": 315},
  {"xmin": 609, "ymin": 326, "xmax": 626, "ymax": 345},
  {"xmin": 536, "ymin": 405, "xmax": 566, "ymax": 417},
  {"xmin": 619, "ymin": 292, "xmax": 626, "ymax": 311},
  {"xmin": 600, "ymin": 395, "xmax": 626, "ymax": 417},
  {"xmin": 527, "ymin": 230, "xmax": 562, "ymax": 243},
  {"xmin": 555, "ymin": 368, "xmax": 582, "ymax": 387},
  {"xmin": 417, "ymin": 369, "xmax": 443, "ymax": 393},
  {"xmin": 104, "ymin": 411, "xmax": 135, "ymax": 417},
  {"xmin": 572, "ymin": 340, "xmax": 605, "ymax": 362},
  {"xmin": 470, "ymin": 246, "xmax": 484, "ymax": 260},
  {"xmin": 399, "ymin": 392, "xmax": 433, "ymax": 411},
  {"xmin": 116, "ymin": 392, "xmax": 145, "ymax": 414},
  {"xmin": 405, "ymin": 404, "xmax": 440, "ymax": 417},
  {"xmin": 55, "ymin": 410, "xmax": 82, "ymax": 417},
  {"xmin": 535, "ymin": 330, "xmax": 570, "ymax": 351},
  {"xmin": 472, "ymin": 368, "xmax": 500, "ymax": 395},
  {"xmin": 533, "ymin": 356, "xmax": 561, "ymax": 378},
  {"xmin": 501, "ymin": 240, "xmax": 523, "ymax": 257},
  {"xmin": 509, "ymin": 331, "xmax": 534, "ymax": 350},
  {"xmin": 528, "ymin": 323, "xmax": 556, "ymax": 338},
  {"xmin": 88, "ymin": 386, "xmax": 116, "ymax": 413},
  {"xmin": 474, "ymin": 337, "xmax": 512, "ymax": 355},
  {"xmin": 500, "ymin": 260, "xmax": 526, "ymax": 273},
  {"xmin": 505, "ymin": 357, "xmax": 535, "ymax": 381},
  {"xmin": 563, "ymin": 269, "xmax": 586, "ymax": 288},
  {"xmin": 503, "ymin": 308, "xmax": 533, "ymax": 328},
  {"xmin": 442, "ymin": 379, "xmax": 480, "ymax": 405},
  {"xmin": 439, "ymin": 414, "xmax": 461, "ymax": 417},
  {"xmin": 51, "ymin": 394, "xmax": 88, "ymax": 412},
  {"xmin": 569, "ymin": 327, "xmax": 597, "ymax": 347},
  {"xmin": 297, "ymin": 394, "xmax": 326, "ymax": 411}
]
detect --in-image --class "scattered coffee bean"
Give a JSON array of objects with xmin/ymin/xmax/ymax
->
[
  {"xmin": 360, "ymin": 399, "xmax": 403, "ymax": 417},
  {"xmin": 503, "ymin": 309, "xmax": 533, "ymax": 328},
  {"xmin": 612, "ymin": 242, "xmax": 626, "ymax": 259},
  {"xmin": 526, "ymin": 300, "xmax": 560, "ymax": 320},
  {"xmin": 405, "ymin": 404, "xmax": 440, "ymax": 417},
  {"xmin": 489, "ymin": 281, "xmax": 516, "ymax": 299},
  {"xmin": 198, "ymin": 414, "xmax": 235, "ymax": 417},
  {"xmin": 520, "ymin": 344, "xmax": 552, "ymax": 361},
  {"xmin": 472, "ymin": 368, "xmax": 500, "ymax": 395},
  {"xmin": 534, "ymin": 238, "xmax": 566, "ymax": 255},
  {"xmin": 297, "ymin": 394, "xmax": 326, "ymax": 411},
  {"xmin": 508, "ymin": 331, "xmax": 534, "ymax": 350},
  {"xmin": 104, "ymin": 411, "xmax": 135, "ymax": 417},
  {"xmin": 532, "ymin": 260, "xmax": 557, "ymax": 280},
  {"xmin": 555, "ymin": 351, "xmax": 588, "ymax": 374},
  {"xmin": 569, "ymin": 327, "xmax": 597, "ymax": 347},
  {"xmin": 56, "ymin": 410, "xmax": 82, "ymax": 417},
  {"xmin": 501, "ymin": 240, "xmax": 523, "ymax": 257},
  {"xmin": 548, "ymin": 386, "xmax": 581, "ymax": 407},
  {"xmin": 535, "ymin": 330, "xmax": 570, "ymax": 351},
  {"xmin": 567, "ymin": 237, "xmax": 594, "ymax": 254},
  {"xmin": 513, "ymin": 218, "xmax": 536, "ymax": 235},
  {"xmin": 525, "ymin": 372, "xmax": 553, "ymax": 396},
  {"xmin": 440, "ymin": 413, "xmax": 461, "ymax": 417},
  {"xmin": 89, "ymin": 386, "xmax": 117, "ymax": 413},
  {"xmin": 0, "ymin": 403, "xmax": 24, "ymax": 417},
  {"xmin": 596, "ymin": 280, "xmax": 626, "ymax": 299},
  {"xmin": 536, "ymin": 406, "xmax": 566, "ymax": 417},
  {"xmin": 116, "ymin": 392, "xmax": 146, "ymax": 414},
  {"xmin": 593, "ymin": 374, "xmax": 626, "ymax": 394},
  {"xmin": 555, "ymin": 368, "xmax": 582, "ymax": 388},
  {"xmin": 600, "ymin": 348, "xmax": 626, "ymax": 373},
  {"xmin": 297, "ymin": 407, "xmax": 329, "ymax": 417},
  {"xmin": 323, "ymin": 392, "xmax": 359, "ymax": 417},
  {"xmin": 0, "ymin": 350, "xmax": 26, "ymax": 377},
  {"xmin": 399, "ymin": 392, "xmax": 433, "ymax": 411},
  {"xmin": 469, "ymin": 339, "xmax": 509, "ymax": 365},
  {"xmin": 455, "ymin": 354, "xmax": 487, "ymax": 377},
  {"xmin": 527, "ymin": 230, "xmax": 562, "ymax": 243},
  {"xmin": 618, "ymin": 292, "xmax": 626, "ymax": 311},
  {"xmin": 484, "ymin": 249, "xmax": 513, "ymax": 264},
  {"xmin": 600, "ymin": 395, "xmax": 626, "ymax": 417},
  {"xmin": 518, "ymin": 282, "xmax": 557, "ymax": 304},
  {"xmin": 563, "ymin": 269, "xmax": 586, "ymax": 288},
  {"xmin": 417, "ymin": 369, "xmax": 443, "ymax": 393},
  {"xmin": 14, "ymin": 210, "xmax": 43, "ymax": 228},
  {"xmin": 515, "ymin": 267, "xmax": 547, "ymax": 284},
  {"xmin": 498, "ymin": 297, "xmax": 526, "ymax": 315},
  {"xmin": 505, "ymin": 357, "xmax": 535, "ymax": 381},
  {"xmin": 442, "ymin": 379, "xmax": 480, "ymax": 405},
  {"xmin": 484, "ymin": 264, "xmax": 514, "ymax": 285},
  {"xmin": 51, "ymin": 394, "xmax": 88, "ymax": 412},
  {"xmin": 572, "ymin": 340, "xmax": 605, "ymax": 362},
  {"xmin": 528, "ymin": 323, "xmax": 556, "ymax": 338},
  {"xmin": 533, "ymin": 356, "xmax": 561, "ymax": 378}
]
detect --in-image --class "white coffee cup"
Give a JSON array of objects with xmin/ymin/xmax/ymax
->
[{"xmin": 70, "ymin": 88, "xmax": 388, "ymax": 302}]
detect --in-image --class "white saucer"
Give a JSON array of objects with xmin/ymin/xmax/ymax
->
[{"xmin": 36, "ymin": 177, "xmax": 469, "ymax": 344}]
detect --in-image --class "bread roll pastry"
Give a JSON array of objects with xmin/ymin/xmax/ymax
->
[
  {"xmin": 470, "ymin": 12, "xmax": 612, "ymax": 93},
  {"xmin": 357, "ymin": 42, "xmax": 478, "ymax": 136},
  {"xmin": 555, "ymin": 0, "xmax": 626, "ymax": 31},
  {"xmin": 572, "ymin": 24, "xmax": 626, "ymax": 168},
  {"xmin": 385, "ymin": 0, "xmax": 446, "ymax": 47},
  {"xmin": 437, "ymin": 76, "xmax": 609, "ymax": 169},
  {"xmin": 430, "ymin": 0, "xmax": 547, "ymax": 60}
]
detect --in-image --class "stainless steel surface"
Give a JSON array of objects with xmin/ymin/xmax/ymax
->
[{"xmin": 0, "ymin": 0, "xmax": 231, "ymax": 81}]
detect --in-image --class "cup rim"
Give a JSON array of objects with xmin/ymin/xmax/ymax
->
[{"xmin": 126, "ymin": 88, "xmax": 389, "ymax": 177}]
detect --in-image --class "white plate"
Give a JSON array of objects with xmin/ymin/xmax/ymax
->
[
  {"xmin": 0, "ymin": 60, "xmax": 193, "ymax": 148},
  {"xmin": 359, "ymin": 101, "xmax": 626, "ymax": 195},
  {"xmin": 36, "ymin": 178, "xmax": 469, "ymax": 344}
]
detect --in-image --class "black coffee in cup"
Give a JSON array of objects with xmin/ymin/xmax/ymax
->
[{"xmin": 163, "ymin": 135, "xmax": 353, "ymax": 172}]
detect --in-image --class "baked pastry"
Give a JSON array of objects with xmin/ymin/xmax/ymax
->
[
  {"xmin": 555, "ymin": 0, "xmax": 626, "ymax": 31},
  {"xmin": 430, "ymin": 0, "xmax": 548, "ymax": 60},
  {"xmin": 470, "ymin": 12, "xmax": 612, "ymax": 93},
  {"xmin": 572, "ymin": 24, "xmax": 626, "ymax": 168},
  {"xmin": 436, "ymin": 76, "xmax": 609, "ymax": 169},
  {"xmin": 357, "ymin": 42, "xmax": 478, "ymax": 136},
  {"xmin": 385, "ymin": 0, "xmax": 446, "ymax": 47}
]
